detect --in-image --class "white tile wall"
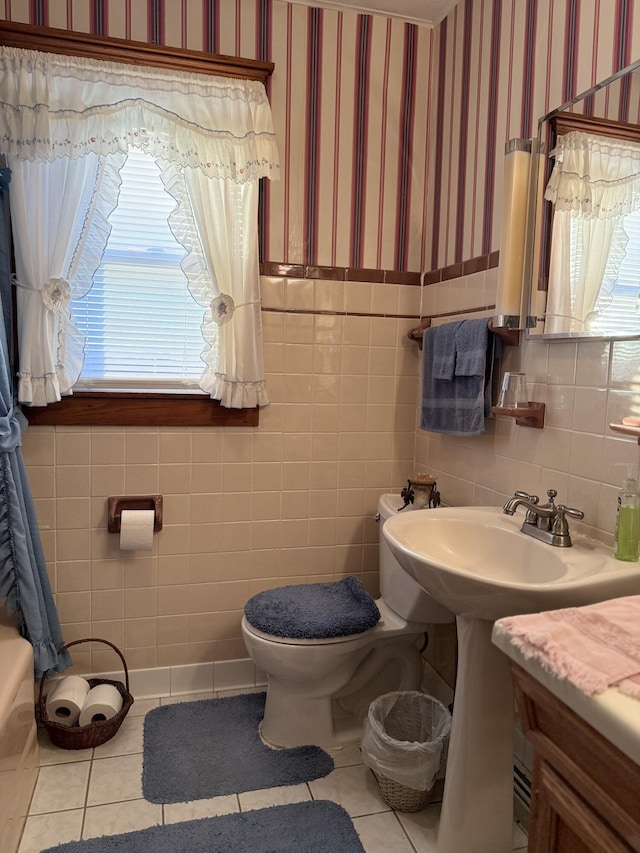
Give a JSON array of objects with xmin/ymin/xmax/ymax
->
[{"xmin": 417, "ymin": 330, "xmax": 640, "ymax": 546}]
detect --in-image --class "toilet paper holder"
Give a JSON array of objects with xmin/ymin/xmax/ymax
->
[{"xmin": 107, "ymin": 495, "xmax": 163, "ymax": 533}]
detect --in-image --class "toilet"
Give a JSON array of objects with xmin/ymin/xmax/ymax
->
[{"xmin": 241, "ymin": 493, "xmax": 454, "ymax": 749}]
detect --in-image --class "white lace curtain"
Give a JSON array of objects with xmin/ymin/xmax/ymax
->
[
  {"xmin": 0, "ymin": 46, "xmax": 280, "ymax": 408},
  {"xmin": 544, "ymin": 130, "xmax": 640, "ymax": 334}
]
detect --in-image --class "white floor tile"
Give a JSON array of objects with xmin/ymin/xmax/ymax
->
[
  {"xmin": 29, "ymin": 761, "xmax": 91, "ymax": 814},
  {"xmin": 353, "ymin": 810, "xmax": 421, "ymax": 853},
  {"xmin": 21, "ymin": 689, "xmax": 531, "ymax": 853},
  {"xmin": 327, "ymin": 745, "xmax": 363, "ymax": 768},
  {"xmin": 18, "ymin": 809, "xmax": 84, "ymax": 853},
  {"xmin": 395, "ymin": 801, "xmax": 441, "ymax": 851},
  {"xmin": 127, "ymin": 697, "xmax": 160, "ymax": 717},
  {"xmin": 164, "ymin": 794, "xmax": 239, "ymax": 824},
  {"xmin": 82, "ymin": 798, "xmax": 162, "ymax": 839},
  {"xmin": 36, "ymin": 728, "xmax": 94, "ymax": 766},
  {"xmin": 92, "ymin": 715, "xmax": 144, "ymax": 759},
  {"xmin": 87, "ymin": 753, "xmax": 144, "ymax": 806},
  {"xmin": 308, "ymin": 764, "xmax": 391, "ymax": 818},
  {"xmin": 239, "ymin": 782, "xmax": 311, "ymax": 811}
]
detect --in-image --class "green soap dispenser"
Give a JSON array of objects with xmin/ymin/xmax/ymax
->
[{"xmin": 614, "ymin": 476, "xmax": 640, "ymax": 562}]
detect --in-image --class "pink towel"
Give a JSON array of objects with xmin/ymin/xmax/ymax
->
[{"xmin": 494, "ymin": 595, "xmax": 640, "ymax": 699}]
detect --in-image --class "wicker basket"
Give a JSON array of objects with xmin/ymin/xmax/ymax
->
[
  {"xmin": 372, "ymin": 771, "xmax": 433, "ymax": 813},
  {"xmin": 38, "ymin": 638, "xmax": 134, "ymax": 750}
]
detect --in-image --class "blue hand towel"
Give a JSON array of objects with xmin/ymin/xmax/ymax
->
[
  {"xmin": 432, "ymin": 320, "xmax": 463, "ymax": 380},
  {"xmin": 455, "ymin": 318, "xmax": 489, "ymax": 376},
  {"xmin": 420, "ymin": 319, "xmax": 495, "ymax": 436}
]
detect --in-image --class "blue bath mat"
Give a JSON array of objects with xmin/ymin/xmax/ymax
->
[
  {"xmin": 40, "ymin": 800, "xmax": 366, "ymax": 853},
  {"xmin": 142, "ymin": 691, "xmax": 334, "ymax": 803}
]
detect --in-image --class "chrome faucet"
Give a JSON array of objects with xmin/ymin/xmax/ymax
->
[{"xmin": 502, "ymin": 489, "xmax": 584, "ymax": 547}]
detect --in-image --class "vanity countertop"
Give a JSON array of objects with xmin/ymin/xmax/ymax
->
[{"xmin": 492, "ymin": 624, "xmax": 640, "ymax": 767}]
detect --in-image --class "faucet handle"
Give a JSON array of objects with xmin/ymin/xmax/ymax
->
[
  {"xmin": 556, "ymin": 504, "xmax": 584, "ymax": 520},
  {"xmin": 552, "ymin": 505, "xmax": 585, "ymax": 537},
  {"xmin": 514, "ymin": 490, "xmax": 539, "ymax": 504}
]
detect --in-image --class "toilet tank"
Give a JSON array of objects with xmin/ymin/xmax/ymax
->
[{"xmin": 377, "ymin": 494, "xmax": 453, "ymax": 624}]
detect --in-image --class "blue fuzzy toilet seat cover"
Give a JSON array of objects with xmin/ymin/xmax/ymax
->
[{"xmin": 244, "ymin": 576, "xmax": 381, "ymax": 639}]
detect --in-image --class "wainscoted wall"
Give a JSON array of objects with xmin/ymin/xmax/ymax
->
[
  {"xmin": 420, "ymin": 0, "xmax": 640, "ymax": 548},
  {"xmin": 2, "ymin": 0, "xmax": 429, "ymax": 674},
  {"xmin": 5, "ymin": 0, "xmax": 640, "ymax": 686},
  {"xmin": 21, "ymin": 274, "xmax": 420, "ymax": 674}
]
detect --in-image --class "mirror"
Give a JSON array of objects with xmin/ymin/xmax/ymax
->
[{"xmin": 528, "ymin": 58, "xmax": 640, "ymax": 340}]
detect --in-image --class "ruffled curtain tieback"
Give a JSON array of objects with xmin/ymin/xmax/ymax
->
[
  {"xmin": 209, "ymin": 294, "xmax": 261, "ymax": 326},
  {"xmin": 0, "ymin": 405, "xmax": 27, "ymax": 453},
  {"xmin": 42, "ymin": 277, "xmax": 71, "ymax": 312},
  {"xmin": 11, "ymin": 274, "xmax": 72, "ymax": 309}
]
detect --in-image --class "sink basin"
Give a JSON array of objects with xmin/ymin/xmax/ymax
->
[{"xmin": 382, "ymin": 505, "xmax": 640, "ymax": 621}]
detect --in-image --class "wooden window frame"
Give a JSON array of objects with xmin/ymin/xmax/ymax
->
[
  {"xmin": 539, "ymin": 113, "xmax": 640, "ymax": 296},
  {"xmin": 0, "ymin": 20, "xmax": 274, "ymax": 427}
]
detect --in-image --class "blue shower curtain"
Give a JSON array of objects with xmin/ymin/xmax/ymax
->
[{"xmin": 0, "ymin": 167, "xmax": 71, "ymax": 677}]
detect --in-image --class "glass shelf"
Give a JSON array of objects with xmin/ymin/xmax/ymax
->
[{"xmin": 491, "ymin": 402, "xmax": 545, "ymax": 429}]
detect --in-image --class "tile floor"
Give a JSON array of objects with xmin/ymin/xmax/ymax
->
[{"xmin": 19, "ymin": 689, "xmax": 529, "ymax": 853}]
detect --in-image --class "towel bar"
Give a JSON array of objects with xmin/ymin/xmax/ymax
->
[{"xmin": 408, "ymin": 318, "xmax": 520, "ymax": 349}]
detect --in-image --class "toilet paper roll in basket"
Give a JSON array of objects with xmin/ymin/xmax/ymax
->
[
  {"xmin": 45, "ymin": 675, "xmax": 91, "ymax": 727},
  {"xmin": 78, "ymin": 683, "xmax": 124, "ymax": 727},
  {"xmin": 39, "ymin": 637, "xmax": 134, "ymax": 749}
]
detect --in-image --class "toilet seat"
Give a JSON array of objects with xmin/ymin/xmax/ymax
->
[
  {"xmin": 241, "ymin": 617, "xmax": 375, "ymax": 646},
  {"xmin": 242, "ymin": 599, "xmax": 422, "ymax": 647}
]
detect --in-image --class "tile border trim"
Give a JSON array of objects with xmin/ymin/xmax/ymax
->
[
  {"xmin": 261, "ymin": 307, "xmax": 420, "ymax": 321},
  {"xmin": 260, "ymin": 250, "xmax": 499, "ymax": 286}
]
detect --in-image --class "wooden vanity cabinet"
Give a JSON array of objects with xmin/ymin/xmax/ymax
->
[{"xmin": 510, "ymin": 663, "xmax": 640, "ymax": 853}]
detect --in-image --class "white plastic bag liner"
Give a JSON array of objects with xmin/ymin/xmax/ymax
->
[{"xmin": 361, "ymin": 691, "xmax": 452, "ymax": 790}]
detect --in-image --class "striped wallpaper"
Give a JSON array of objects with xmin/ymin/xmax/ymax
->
[
  {"xmin": 429, "ymin": 0, "xmax": 640, "ymax": 270},
  {"xmin": 2, "ymin": 0, "xmax": 640, "ymax": 273}
]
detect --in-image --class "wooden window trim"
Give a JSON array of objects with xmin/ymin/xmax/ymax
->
[
  {"xmin": 539, "ymin": 113, "xmax": 640, "ymax": 294},
  {"xmin": 552, "ymin": 113, "xmax": 640, "ymax": 144},
  {"xmin": 24, "ymin": 393, "xmax": 259, "ymax": 428},
  {"xmin": 0, "ymin": 21, "xmax": 274, "ymax": 81},
  {"xmin": 1, "ymin": 21, "xmax": 272, "ymax": 428}
]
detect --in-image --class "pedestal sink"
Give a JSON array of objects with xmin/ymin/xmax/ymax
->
[{"xmin": 382, "ymin": 506, "xmax": 640, "ymax": 853}]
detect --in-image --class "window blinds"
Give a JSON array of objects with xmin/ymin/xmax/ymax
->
[{"xmin": 72, "ymin": 150, "xmax": 208, "ymax": 392}]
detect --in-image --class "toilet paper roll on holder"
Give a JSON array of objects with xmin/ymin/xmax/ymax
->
[{"xmin": 107, "ymin": 495, "xmax": 163, "ymax": 533}]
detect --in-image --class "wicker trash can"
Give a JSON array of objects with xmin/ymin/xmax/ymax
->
[{"xmin": 361, "ymin": 691, "xmax": 451, "ymax": 812}]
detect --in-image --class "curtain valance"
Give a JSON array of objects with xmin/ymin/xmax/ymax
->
[
  {"xmin": 0, "ymin": 46, "xmax": 280, "ymax": 182},
  {"xmin": 545, "ymin": 130, "xmax": 640, "ymax": 219}
]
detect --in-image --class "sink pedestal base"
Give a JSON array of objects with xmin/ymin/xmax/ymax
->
[{"xmin": 437, "ymin": 616, "xmax": 515, "ymax": 853}]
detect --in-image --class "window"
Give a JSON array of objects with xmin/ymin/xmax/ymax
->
[
  {"xmin": 543, "ymin": 115, "xmax": 640, "ymax": 336},
  {"xmin": 575, "ymin": 208, "xmax": 640, "ymax": 336},
  {"xmin": 0, "ymin": 22, "xmax": 278, "ymax": 426},
  {"xmin": 72, "ymin": 149, "xmax": 208, "ymax": 393}
]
